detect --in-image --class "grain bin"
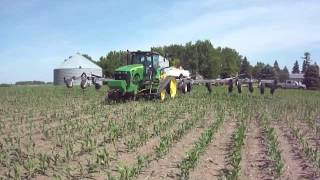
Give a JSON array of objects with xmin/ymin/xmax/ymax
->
[{"xmin": 54, "ymin": 53, "xmax": 102, "ymax": 85}]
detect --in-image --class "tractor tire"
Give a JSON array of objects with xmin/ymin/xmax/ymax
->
[{"xmin": 105, "ymin": 89, "xmax": 121, "ymax": 104}]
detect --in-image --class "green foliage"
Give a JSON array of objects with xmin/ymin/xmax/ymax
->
[
  {"xmin": 223, "ymin": 120, "xmax": 247, "ymax": 180},
  {"xmin": 303, "ymin": 64, "xmax": 320, "ymax": 89},
  {"xmin": 273, "ymin": 60, "xmax": 280, "ymax": 73},
  {"xmin": 251, "ymin": 62, "xmax": 288, "ymax": 81},
  {"xmin": 239, "ymin": 56, "xmax": 252, "ymax": 77},
  {"xmin": 154, "ymin": 40, "xmax": 227, "ymax": 78},
  {"xmin": 97, "ymin": 51, "xmax": 127, "ymax": 77},
  {"xmin": 292, "ymin": 60, "xmax": 300, "ymax": 74},
  {"xmin": 302, "ymin": 52, "xmax": 311, "ymax": 73},
  {"xmin": 279, "ymin": 66, "xmax": 289, "ymax": 82},
  {"xmin": 0, "ymin": 84, "xmax": 319, "ymax": 179},
  {"xmin": 262, "ymin": 118, "xmax": 283, "ymax": 177},
  {"xmin": 290, "ymin": 127, "xmax": 320, "ymax": 168},
  {"xmin": 96, "ymin": 40, "xmax": 242, "ymax": 78},
  {"xmin": 180, "ymin": 112, "xmax": 225, "ymax": 178},
  {"xmin": 219, "ymin": 47, "xmax": 241, "ymax": 78}
]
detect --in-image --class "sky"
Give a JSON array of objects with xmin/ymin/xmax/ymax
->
[{"xmin": 0, "ymin": 0, "xmax": 320, "ymax": 83}]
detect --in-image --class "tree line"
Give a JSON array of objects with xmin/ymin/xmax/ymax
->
[
  {"xmin": 92, "ymin": 40, "xmax": 319, "ymax": 88},
  {"xmin": 292, "ymin": 52, "xmax": 320, "ymax": 89}
]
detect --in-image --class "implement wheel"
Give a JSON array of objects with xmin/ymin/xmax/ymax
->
[
  {"xmin": 169, "ymin": 79, "xmax": 177, "ymax": 98},
  {"xmin": 160, "ymin": 90, "xmax": 166, "ymax": 101},
  {"xmin": 187, "ymin": 82, "xmax": 192, "ymax": 92},
  {"xmin": 159, "ymin": 77, "xmax": 177, "ymax": 101},
  {"xmin": 179, "ymin": 82, "xmax": 188, "ymax": 94}
]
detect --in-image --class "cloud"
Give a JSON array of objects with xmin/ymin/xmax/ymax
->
[
  {"xmin": 217, "ymin": 1, "xmax": 320, "ymax": 54},
  {"xmin": 120, "ymin": 0, "xmax": 318, "ymax": 70},
  {"xmin": 1, "ymin": 0, "xmax": 319, "ymax": 83}
]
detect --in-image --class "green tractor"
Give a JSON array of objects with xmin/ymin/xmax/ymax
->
[
  {"xmin": 105, "ymin": 51, "xmax": 190, "ymax": 102},
  {"xmin": 64, "ymin": 51, "xmax": 195, "ymax": 102},
  {"xmin": 63, "ymin": 51, "xmax": 269, "ymax": 99}
]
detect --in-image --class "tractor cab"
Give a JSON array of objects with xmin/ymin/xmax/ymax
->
[{"xmin": 130, "ymin": 51, "xmax": 169, "ymax": 79}]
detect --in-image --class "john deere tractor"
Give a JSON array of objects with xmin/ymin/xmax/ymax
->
[
  {"xmin": 105, "ymin": 51, "xmax": 190, "ymax": 102},
  {"xmin": 63, "ymin": 51, "xmax": 266, "ymax": 99}
]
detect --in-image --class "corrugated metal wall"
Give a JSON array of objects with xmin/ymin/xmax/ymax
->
[{"xmin": 53, "ymin": 68, "xmax": 103, "ymax": 85}]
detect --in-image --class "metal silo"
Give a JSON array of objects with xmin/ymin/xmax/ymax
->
[{"xmin": 54, "ymin": 53, "xmax": 103, "ymax": 85}]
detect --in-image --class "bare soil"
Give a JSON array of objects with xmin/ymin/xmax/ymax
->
[
  {"xmin": 293, "ymin": 121, "xmax": 320, "ymax": 149},
  {"xmin": 188, "ymin": 120, "xmax": 236, "ymax": 180},
  {"xmin": 136, "ymin": 124, "xmax": 208, "ymax": 180},
  {"xmin": 274, "ymin": 125, "xmax": 320, "ymax": 180},
  {"xmin": 240, "ymin": 121, "xmax": 274, "ymax": 180}
]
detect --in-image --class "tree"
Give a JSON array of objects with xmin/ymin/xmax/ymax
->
[
  {"xmin": 95, "ymin": 40, "xmax": 243, "ymax": 79},
  {"xmin": 273, "ymin": 60, "xmax": 281, "ymax": 81},
  {"xmin": 302, "ymin": 52, "xmax": 311, "ymax": 73},
  {"xmin": 239, "ymin": 56, "xmax": 251, "ymax": 77},
  {"xmin": 283, "ymin": 66, "xmax": 289, "ymax": 74},
  {"xmin": 219, "ymin": 47, "xmax": 242, "ymax": 78},
  {"xmin": 97, "ymin": 51, "xmax": 127, "ymax": 77},
  {"xmin": 273, "ymin": 60, "xmax": 280, "ymax": 72},
  {"xmin": 315, "ymin": 62, "xmax": 319, "ymax": 73},
  {"xmin": 252, "ymin": 62, "xmax": 265, "ymax": 79},
  {"xmin": 260, "ymin": 65, "xmax": 276, "ymax": 79},
  {"xmin": 303, "ymin": 64, "xmax": 320, "ymax": 89},
  {"xmin": 292, "ymin": 60, "xmax": 300, "ymax": 73},
  {"xmin": 279, "ymin": 66, "xmax": 289, "ymax": 82}
]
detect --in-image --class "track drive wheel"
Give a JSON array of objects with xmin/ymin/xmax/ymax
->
[{"xmin": 105, "ymin": 89, "xmax": 120, "ymax": 104}]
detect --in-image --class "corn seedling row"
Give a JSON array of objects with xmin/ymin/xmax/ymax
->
[{"xmin": 179, "ymin": 111, "xmax": 225, "ymax": 179}]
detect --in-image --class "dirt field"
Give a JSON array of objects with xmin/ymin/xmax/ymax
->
[{"xmin": 0, "ymin": 85, "xmax": 319, "ymax": 179}]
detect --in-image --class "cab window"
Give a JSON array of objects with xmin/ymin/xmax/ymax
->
[{"xmin": 153, "ymin": 55, "xmax": 159, "ymax": 68}]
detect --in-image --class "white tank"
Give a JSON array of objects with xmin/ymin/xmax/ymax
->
[{"xmin": 53, "ymin": 53, "xmax": 103, "ymax": 85}]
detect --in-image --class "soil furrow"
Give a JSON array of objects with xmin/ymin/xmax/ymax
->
[
  {"xmin": 188, "ymin": 120, "xmax": 236, "ymax": 180},
  {"xmin": 136, "ymin": 124, "xmax": 208, "ymax": 180},
  {"xmin": 294, "ymin": 121, "xmax": 320, "ymax": 148},
  {"xmin": 240, "ymin": 121, "xmax": 273, "ymax": 180},
  {"xmin": 274, "ymin": 125, "xmax": 320, "ymax": 180}
]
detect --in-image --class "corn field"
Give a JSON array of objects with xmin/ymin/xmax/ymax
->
[{"xmin": 0, "ymin": 85, "xmax": 319, "ymax": 180}]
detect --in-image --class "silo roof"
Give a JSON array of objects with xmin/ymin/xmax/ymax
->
[{"xmin": 56, "ymin": 54, "xmax": 102, "ymax": 69}]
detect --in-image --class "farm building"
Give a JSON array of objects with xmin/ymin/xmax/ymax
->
[
  {"xmin": 289, "ymin": 73, "xmax": 304, "ymax": 82},
  {"xmin": 53, "ymin": 53, "xmax": 102, "ymax": 85}
]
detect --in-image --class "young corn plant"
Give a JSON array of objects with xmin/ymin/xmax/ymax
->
[
  {"xmin": 223, "ymin": 120, "xmax": 247, "ymax": 180},
  {"xmin": 290, "ymin": 126, "xmax": 320, "ymax": 168},
  {"xmin": 111, "ymin": 155, "xmax": 150, "ymax": 180},
  {"xmin": 180, "ymin": 113, "xmax": 224, "ymax": 179},
  {"xmin": 262, "ymin": 121, "xmax": 284, "ymax": 177},
  {"xmin": 95, "ymin": 147, "xmax": 113, "ymax": 168}
]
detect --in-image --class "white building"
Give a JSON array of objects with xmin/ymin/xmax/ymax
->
[
  {"xmin": 289, "ymin": 73, "xmax": 304, "ymax": 82},
  {"xmin": 54, "ymin": 53, "xmax": 102, "ymax": 85}
]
